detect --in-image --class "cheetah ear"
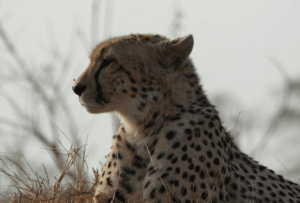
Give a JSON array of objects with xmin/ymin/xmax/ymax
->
[
  {"xmin": 158, "ymin": 35, "xmax": 194, "ymax": 69},
  {"xmin": 170, "ymin": 34, "xmax": 194, "ymax": 60}
]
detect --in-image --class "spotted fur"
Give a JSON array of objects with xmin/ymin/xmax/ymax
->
[{"xmin": 73, "ymin": 34, "xmax": 300, "ymax": 203}]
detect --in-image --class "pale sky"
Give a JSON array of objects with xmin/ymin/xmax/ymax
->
[{"xmin": 1, "ymin": 0, "xmax": 300, "ymax": 184}]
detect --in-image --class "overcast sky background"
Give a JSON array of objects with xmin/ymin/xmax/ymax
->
[{"xmin": 1, "ymin": 0, "xmax": 300, "ymax": 186}]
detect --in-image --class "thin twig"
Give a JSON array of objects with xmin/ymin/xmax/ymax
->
[{"xmin": 250, "ymin": 58, "xmax": 293, "ymax": 156}]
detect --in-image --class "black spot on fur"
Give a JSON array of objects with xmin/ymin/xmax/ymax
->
[
  {"xmin": 125, "ymin": 141, "xmax": 135, "ymax": 153},
  {"xmin": 166, "ymin": 131, "xmax": 176, "ymax": 140}
]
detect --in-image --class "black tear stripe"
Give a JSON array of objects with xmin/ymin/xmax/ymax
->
[
  {"xmin": 94, "ymin": 58, "xmax": 117, "ymax": 104},
  {"xmin": 114, "ymin": 189, "xmax": 126, "ymax": 202}
]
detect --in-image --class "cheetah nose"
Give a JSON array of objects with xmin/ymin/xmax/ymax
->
[{"xmin": 72, "ymin": 82, "xmax": 87, "ymax": 96}]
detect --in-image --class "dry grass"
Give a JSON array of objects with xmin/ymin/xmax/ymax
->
[
  {"xmin": 0, "ymin": 144, "xmax": 214, "ymax": 203},
  {"xmin": 0, "ymin": 145, "xmax": 102, "ymax": 203}
]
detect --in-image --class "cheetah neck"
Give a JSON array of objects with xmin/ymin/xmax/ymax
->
[
  {"xmin": 116, "ymin": 98, "xmax": 175, "ymax": 138},
  {"xmin": 116, "ymin": 83, "xmax": 215, "ymax": 138}
]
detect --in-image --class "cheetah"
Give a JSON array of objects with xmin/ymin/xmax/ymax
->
[{"xmin": 72, "ymin": 34, "xmax": 300, "ymax": 203}]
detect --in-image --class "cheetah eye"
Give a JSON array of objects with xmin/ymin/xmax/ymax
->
[{"xmin": 101, "ymin": 58, "xmax": 116, "ymax": 68}]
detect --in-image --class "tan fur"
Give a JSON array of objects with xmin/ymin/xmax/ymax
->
[{"xmin": 73, "ymin": 34, "xmax": 300, "ymax": 203}]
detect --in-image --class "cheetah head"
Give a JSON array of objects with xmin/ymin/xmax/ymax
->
[{"xmin": 72, "ymin": 34, "xmax": 195, "ymax": 118}]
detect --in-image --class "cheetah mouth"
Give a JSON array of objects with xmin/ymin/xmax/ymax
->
[
  {"xmin": 80, "ymin": 102, "xmax": 101, "ymax": 113},
  {"xmin": 80, "ymin": 102, "xmax": 94, "ymax": 108},
  {"xmin": 79, "ymin": 99, "xmax": 96, "ymax": 108},
  {"xmin": 79, "ymin": 98, "xmax": 109, "ymax": 113}
]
